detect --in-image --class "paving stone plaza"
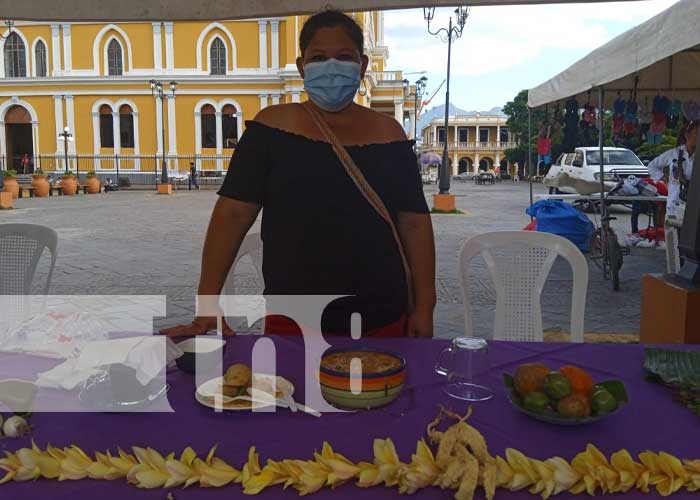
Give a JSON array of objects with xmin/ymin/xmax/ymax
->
[{"xmin": 2, "ymin": 180, "xmax": 665, "ymax": 337}]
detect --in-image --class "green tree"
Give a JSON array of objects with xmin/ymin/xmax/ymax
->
[{"xmin": 503, "ymin": 89, "xmax": 547, "ymax": 174}]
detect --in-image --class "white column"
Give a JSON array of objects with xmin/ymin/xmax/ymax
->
[
  {"xmin": 291, "ymin": 91, "xmax": 300, "ymax": 103},
  {"xmin": 475, "ymin": 125, "xmax": 480, "ymax": 144},
  {"xmin": 92, "ymin": 111, "xmax": 100, "ymax": 156},
  {"xmin": 53, "ymin": 95, "xmax": 64, "ymax": 152},
  {"xmin": 495, "ymin": 153, "xmax": 501, "ymax": 169},
  {"xmin": 164, "ymin": 22, "xmax": 174, "ymax": 72},
  {"xmin": 259, "ymin": 94, "xmax": 268, "ymax": 111},
  {"xmin": 270, "ymin": 20, "xmax": 279, "ymax": 70},
  {"xmin": 61, "ymin": 24, "xmax": 72, "ymax": 74},
  {"xmin": 50, "ymin": 25, "xmax": 61, "ymax": 76},
  {"xmin": 167, "ymin": 95, "xmax": 177, "ymax": 154},
  {"xmin": 132, "ymin": 111, "xmax": 140, "ymax": 155},
  {"xmin": 431, "ymin": 125, "xmax": 437, "ymax": 145},
  {"xmin": 408, "ymin": 111, "xmax": 416, "ymax": 139},
  {"xmin": 152, "ymin": 22, "xmax": 163, "ymax": 71},
  {"xmin": 258, "ymin": 20, "xmax": 268, "ymax": 70},
  {"xmin": 474, "ymin": 153, "xmax": 480, "ymax": 173},
  {"xmin": 155, "ymin": 97, "xmax": 163, "ymax": 155},
  {"xmin": 0, "ymin": 121, "xmax": 6, "ymax": 159},
  {"xmin": 452, "ymin": 154, "xmax": 459, "ymax": 176},
  {"xmin": 64, "ymin": 95, "xmax": 76, "ymax": 154},
  {"xmin": 394, "ymin": 98, "xmax": 404, "ymax": 126},
  {"xmin": 215, "ymin": 111, "xmax": 223, "ymax": 154},
  {"xmin": 215, "ymin": 111, "xmax": 223, "ymax": 170},
  {"xmin": 32, "ymin": 121, "xmax": 39, "ymax": 157},
  {"xmin": 112, "ymin": 112, "xmax": 120, "ymax": 154},
  {"xmin": 271, "ymin": 94, "xmax": 280, "ymax": 106},
  {"xmin": 194, "ymin": 111, "xmax": 202, "ymax": 154},
  {"xmin": 497, "ymin": 125, "xmax": 501, "ymax": 146}
]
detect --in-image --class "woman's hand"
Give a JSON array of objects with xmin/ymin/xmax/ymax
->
[
  {"xmin": 405, "ymin": 308, "xmax": 433, "ymax": 338},
  {"xmin": 160, "ymin": 316, "xmax": 234, "ymax": 337}
]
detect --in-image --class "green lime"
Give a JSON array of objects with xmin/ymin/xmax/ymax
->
[
  {"xmin": 544, "ymin": 373, "xmax": 572, "ymax": 401},
  {"xmin": 523, "ymin": 391, "xmax": 550, "ymax": 413},
  {"xmin": 591, "ymin": 389, "xmax": 617, "ymax": 414}
]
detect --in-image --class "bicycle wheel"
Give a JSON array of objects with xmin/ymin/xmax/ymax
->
[
  {"xmin": 607, "ymin": 234, "xmax": 622, "ymax": 291},
  {"xmin": 589, "ymin": 229, "xmax": 604, "ymax": 271}
]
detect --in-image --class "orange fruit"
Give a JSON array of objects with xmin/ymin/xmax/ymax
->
[
  {"xmin": 514, "ymin": 363, "xmax": 550, "ymax": 397},
  {"xmin": 559, "ymin": 365, "xmax": 594, "ymax": 395},
  {"xmin": 557, "ymin": 393, "xmax": 591, "ymax": 418}
]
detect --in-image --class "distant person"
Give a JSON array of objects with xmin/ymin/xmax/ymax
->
[
  {"xmin": 189, "ymin": 162, "xmax": 200, "ymax": 191},
  {"xmin": 21, "ymin": 154, "xmax": 30, "ymax": 174},
  {"xmin": 647, "ymin": 120, "xmax": 698, "ymax": 220},
  {"xmin": 103, "ymin": 177, "xmax": 117, "ymax": 193}
]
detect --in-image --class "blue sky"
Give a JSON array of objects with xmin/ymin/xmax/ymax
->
[{"xmin": 383, "ymin": 0, "xmax": 679, "ymax": 112}]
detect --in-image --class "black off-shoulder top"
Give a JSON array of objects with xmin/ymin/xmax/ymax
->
[{"xmin": 218, "ymin": 121, "xmax": 429, "ymax": 333}]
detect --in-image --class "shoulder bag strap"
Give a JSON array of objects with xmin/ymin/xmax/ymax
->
[{"xmin": 301, "ymin": 102, "xmax": 415, "ymax": 313}]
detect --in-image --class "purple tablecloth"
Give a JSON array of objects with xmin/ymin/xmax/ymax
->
[{"xmin": 1, "ymin": 337, "xmax": 700, "ymax": 499}]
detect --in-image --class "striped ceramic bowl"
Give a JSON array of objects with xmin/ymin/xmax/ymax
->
[{"xmin": 319, "ymin": 347, "xmax": 407, "ymax": 410}]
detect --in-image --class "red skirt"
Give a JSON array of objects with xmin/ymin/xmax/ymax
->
[{"xmin": 264, "ymin": 314, "xmax": 407, "ymax": 338}]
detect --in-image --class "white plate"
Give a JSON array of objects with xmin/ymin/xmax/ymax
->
[{"xmin": 195, "ymin": 374, "xmax": 294, "ymax": 411}]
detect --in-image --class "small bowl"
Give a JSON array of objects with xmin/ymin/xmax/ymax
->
[
  {"xmin": 175, "ymin": 338, "xmax": 226, "ymax": 374},
  {"xmin": 320, "ymin": 347, "xmax": 406, "ymax": 410}
]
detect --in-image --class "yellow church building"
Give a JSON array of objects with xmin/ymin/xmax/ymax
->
[{"xmin": 0, "ymin": 13, "xmax": 416, "ymax": 180}]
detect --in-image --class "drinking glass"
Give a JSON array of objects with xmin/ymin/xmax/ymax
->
[{"xmin": 434, "ymin": 337, "xmax": 493, "ymax": 401}]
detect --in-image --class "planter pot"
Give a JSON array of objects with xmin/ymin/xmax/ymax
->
[
  {"xmin": 62, "ymin": 176, "xmax": 78, "ymax": 195},
  {"xmin": 32, "ymin": 176, "xmax": 50, "ymax": 197},
  {"xmin": 157, "ymin": 184, "xmax": 173, "ymax": 195},
  {"xmin": 2, "ymin": 177, "xmax": 19, "ymax": 199},
  {"xmin": 0, "ymin": 191, "xmax": 12, "ymax": 209},
  {"xmin": 86, "ymin": 176, "xmax": 101, "ymax": 194}
]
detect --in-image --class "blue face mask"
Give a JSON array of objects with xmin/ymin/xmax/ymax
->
[{"xmin": 303, "ymin": 59, "xmax": 361, "ymax": 112}]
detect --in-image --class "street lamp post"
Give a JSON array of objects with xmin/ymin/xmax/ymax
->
[
  {"xmin": 57, "ymin": 126, "xmax": 73, "ymax": 173},
  {"xmin": 150, "ymin": 79, "xmax": 177, "ymax": 185},
  {"xmin": 413, "ymin": 76, "xmax": 428, "ymax": 148},
  {"xmin": 424, "ymin": 6, "xmax": 470, "ymax": 195}
]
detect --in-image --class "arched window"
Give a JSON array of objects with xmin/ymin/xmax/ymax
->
[
  {"xmin": 99, "ymin": 104, "xmax": 114, "ymax": 148},
  {"xmin": 222, "ymin": 104, "xmax": 238, "ymax": 148},
  {"xmin": 209, "ymin": 38, "xmax": 226, "ymax": 75},
  {"xmin": 201, "ymin": 104, "xmax": 216, "ymax": 148},
  {"xmin": 119, "ymin": 104, "xmax": 134, "ymax": 148},
  {"xmin": 4, "ymin": 32, "xmax": 26, "ymax": 78},
  {"xmin": 107, "ymin": 39, "xmax": 123, "ymax": 76},
  {"xmin": 34, "ymin": 40, "xmax": 47, "ymax": 77}
]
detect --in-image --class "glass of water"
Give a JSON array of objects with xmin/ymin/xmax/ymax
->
[{"xmin": 434, "ymin": 337, "xmax": 493, "ymax": 401}]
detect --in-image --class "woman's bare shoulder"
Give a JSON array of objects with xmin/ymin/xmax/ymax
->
[
  {"xmin": 253, "ymin": 103, "xmax": 305, "ymax": 130},
  {"xmin": 357, "ymin": 106, "xmax": 408, "ymax": 142}
]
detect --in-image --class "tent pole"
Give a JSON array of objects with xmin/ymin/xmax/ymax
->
[
  {"xmin": 528, "ymin": 105, "xmax": 533, "ymax": 215},
  {"xmin": 598, "ymin": 86, "xmax": 605, "ymax": 219}
]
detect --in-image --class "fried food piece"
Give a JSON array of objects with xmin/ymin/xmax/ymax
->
[
  {"xmin": 223, "ymin": 363, "xmax": 252, "ymax": 387},
  {"xmin": 455, "ymin": 451, "xmax": 479, "ymax": 500}
]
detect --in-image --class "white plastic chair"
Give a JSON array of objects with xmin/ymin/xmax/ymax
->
[
  {"xmin": 221, "ymin": 232, "xmax": 264, "ymax": 333},
  {"xmin": 0, "ymin": 223, "xmax": 58, "ymax": 295},
  {"xmin": 459, "ymin": 231, "xmax": 588, "ymax": 342}
]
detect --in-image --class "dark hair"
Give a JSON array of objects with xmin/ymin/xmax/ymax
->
[
  {"xmin": 679, "ymin": 120, "xmax": 699, "ymax": 146},
  {"xmin": 299, "ymin": 10, "xmax": 364, "ymax": 57}
]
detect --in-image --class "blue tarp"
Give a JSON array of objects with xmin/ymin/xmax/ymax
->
[{"xmin": 527, "ymin": 200, "xmax": 595, "ymax": 252}]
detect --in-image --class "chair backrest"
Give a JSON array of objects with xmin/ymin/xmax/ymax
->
[
  {"xmin": 222, "ymin": 232, "xmax": 263, "ymax": 296},
  {"xmin": 459, "ymin": 230, "xmax": 588, "ymax": 342},
  {"xmin": 0, "ymin": 223, "xmax": 58, "ymax": 295}
]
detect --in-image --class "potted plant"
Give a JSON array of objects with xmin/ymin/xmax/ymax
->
[
  {"xmin": 31, "ymin": 168, "xmax": 50, "ymax": 197},
  {"xmin": 1, "ymin": 169, "xmax": 19, "ymax": 199},
  {"xmin": 62, "ymin": 170, "xmax": 78, "ymax": 196},
  {"xmin": 85, "ymin": 171, "xmax": 101, "ymax": 194}
]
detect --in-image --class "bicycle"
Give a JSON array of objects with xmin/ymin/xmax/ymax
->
[{"xmin": 574, "ymin": 176, "xmax": 627, "ymax": 291}]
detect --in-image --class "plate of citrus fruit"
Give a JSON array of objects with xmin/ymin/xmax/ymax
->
[{"xmin": 503, "ymin": 363, "xmax": 628, "ymax": 425}]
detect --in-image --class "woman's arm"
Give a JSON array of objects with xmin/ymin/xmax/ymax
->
[
  {"xmin": 161, "ymin": 196, "xmax": 261, "ymax": 337},
  {"xmin": 397, "ymin": 212, "xmax": 436, "ymax": 338}
]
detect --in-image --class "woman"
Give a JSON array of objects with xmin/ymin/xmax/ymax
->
[
  {"xmin": 163, "ymin": 10, "xmax": 435, "ymax": 338},
  {"xmin": 647, "ymin": 120, "xmax": 698, "ymax": 220}
]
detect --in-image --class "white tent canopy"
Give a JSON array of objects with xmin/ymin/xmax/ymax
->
[
  {"xmin": 0, "ymin": 0, "xmax": 643, "ymax": 22},
  {"xmin": 528, "ymin": 0, "xmax": 700, "ymax": 109}
]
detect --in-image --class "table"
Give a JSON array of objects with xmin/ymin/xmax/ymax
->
[
  {"xmin": 1, "ymin": 337, "xmax": 699, "ymax": 499},
  {"xmin": 535, "ymin": 193, "xmax": 668, "ymax": 203},
  {"xmin": 17, "ymin": 186, "xmax": 35, "ymax": 199}
]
